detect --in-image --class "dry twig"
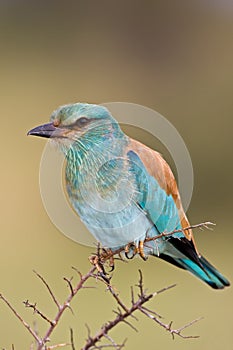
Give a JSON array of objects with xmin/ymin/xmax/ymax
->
[{"xmin": 0, "ymin": 222, "xmax": 208, "ymax": 349}]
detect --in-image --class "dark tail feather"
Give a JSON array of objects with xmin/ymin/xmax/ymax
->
[
  {"xmin": 160, "ymin": 236, "xmax": 230, "ymax": 289},
  {"xmin": 198, "ymin": 255, "xmax": 230, "ymax": 289},
  {"xmin": 159, "ymin": 253, "xmax": 230, "ymax": 289}
]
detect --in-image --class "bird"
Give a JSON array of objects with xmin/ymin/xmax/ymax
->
[{"xmin": 28, "ymin": 103, "xmax": 230, "ymax": 289}]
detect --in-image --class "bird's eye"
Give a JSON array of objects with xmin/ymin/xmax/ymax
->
[{"xmin": 76, "ymin": 117, "xmax": 89, "ymax": 127}]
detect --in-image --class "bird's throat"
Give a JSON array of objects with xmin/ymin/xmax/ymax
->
[{"xmin": 65, "ymin": 132, "xmax": 129, "ymax": 202}]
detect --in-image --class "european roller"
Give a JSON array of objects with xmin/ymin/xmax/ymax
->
[{"xmin": 28, "ymin": 103, "xmax": 230, "ymax": 289}]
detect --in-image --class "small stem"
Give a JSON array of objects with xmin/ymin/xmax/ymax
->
[
  {"xmin": 0, "ymin": 293, "xmax": 41, "ymax": 343},
  {"xmin": 37, "ymin": 266, "xmax": 96, "ymax": 350},
  {"xmin": 33, "ymin": 270, "xmax": 60, "ymax": 309}
]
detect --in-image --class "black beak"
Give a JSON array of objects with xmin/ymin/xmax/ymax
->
[{"xmin": 27, "ymin": 122, "xmax": 64, "ymax": 139}]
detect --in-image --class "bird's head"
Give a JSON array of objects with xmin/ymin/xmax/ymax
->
[{"xmin": 28, "ymin": 103, "xmax": 121, "ymax": 145}]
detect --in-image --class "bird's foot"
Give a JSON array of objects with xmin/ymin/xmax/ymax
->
[
  {"xmin": 89, "ymin": 254, "xmax": 111, "ymax": 283},
  {"xmin": 89, "ymin": 247, "xmax": 115, "ymax": 283},
  {"xmin": 124, "ymin": 241, "xmax": 148, "ymax": 261},
  {"xmin": 88, "ymin": 254, "xmax": 105, "ymax": 274},
  {"xmin": 101, "ymin": 248, "xmax": 115, "ymax": 272},
  {"xmin": 124, "ymin": 243, "xmax": 137, "ymax": 259},
  {"xmin": 138, "ymin": 240, "xmax": 148, "ymax": 261}
]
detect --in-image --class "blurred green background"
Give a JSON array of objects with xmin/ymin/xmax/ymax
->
[{"xmin": 0, "ymin": 1, "xmax": 233, "ymax": 349}]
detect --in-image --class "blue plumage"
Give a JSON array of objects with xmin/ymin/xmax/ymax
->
[{"xmin": 28, "ymin": 103, "xmax": 230, "ymax": 289}]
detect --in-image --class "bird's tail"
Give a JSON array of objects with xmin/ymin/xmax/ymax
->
[
  {"xmin": 158, "ymin": 238, "xmax": 230, "ymax": 289},
  {"xmin": 174, "ymin": 255, "xmax": 230, "ymax": 289}
]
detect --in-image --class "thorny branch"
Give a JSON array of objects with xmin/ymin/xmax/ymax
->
[
  {"xmin": 0, "ymin": 222, "xmax": 209, "ymax": 349},
  {"xmin": 90, "ymin": 221, "xmax": 216, "ymax": 266},
  {"xmin": 145, "ymin": 221, "xmax": 215, "ymax": 244}
]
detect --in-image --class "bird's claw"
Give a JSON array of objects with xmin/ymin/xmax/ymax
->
[
  {"xmin": 109, "ymin": 263, "xmax": 115, "ymax": 272},
  {"xmin": 139, "ymin": 240, "xmax": 148, "ymax": 261},
  {"xmin": 124, "ymin": 241, "xmax": 148, "ymax": 261},
  {"xmin": 89, "ymin": 248, "xmax": 115, "ymax": 283},
  {"xmin": 89, "ymin": 254, "xmax": 105, "ymax": 273},
  {"xmin": 124, "ymin": 243, "xmax": 137, "ymax": 259},
  {"xmin": 89, "ymin": 254, "xmax": 110, "ymax": 282},
  {"xmin": 101, "ymin": 248, "xmax": 115, "ymax": 272}
]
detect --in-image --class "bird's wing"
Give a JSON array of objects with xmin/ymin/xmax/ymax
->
[{"xmin": 126, "ymin": 138, "xmax": 198, "ymax": 253}]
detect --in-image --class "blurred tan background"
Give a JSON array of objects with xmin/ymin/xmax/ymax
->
[{"xmin": 0, "ymin": 1, "xmax": 233, "ymax": 349}]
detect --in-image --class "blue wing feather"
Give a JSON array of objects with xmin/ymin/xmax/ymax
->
[
  {"xmin": 127, "ymin": 148, "xmax": 230, "ymax": 289},
  {"xmin": 127, "ymin": 150, "xmax": 183, "ymax": 237}
]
